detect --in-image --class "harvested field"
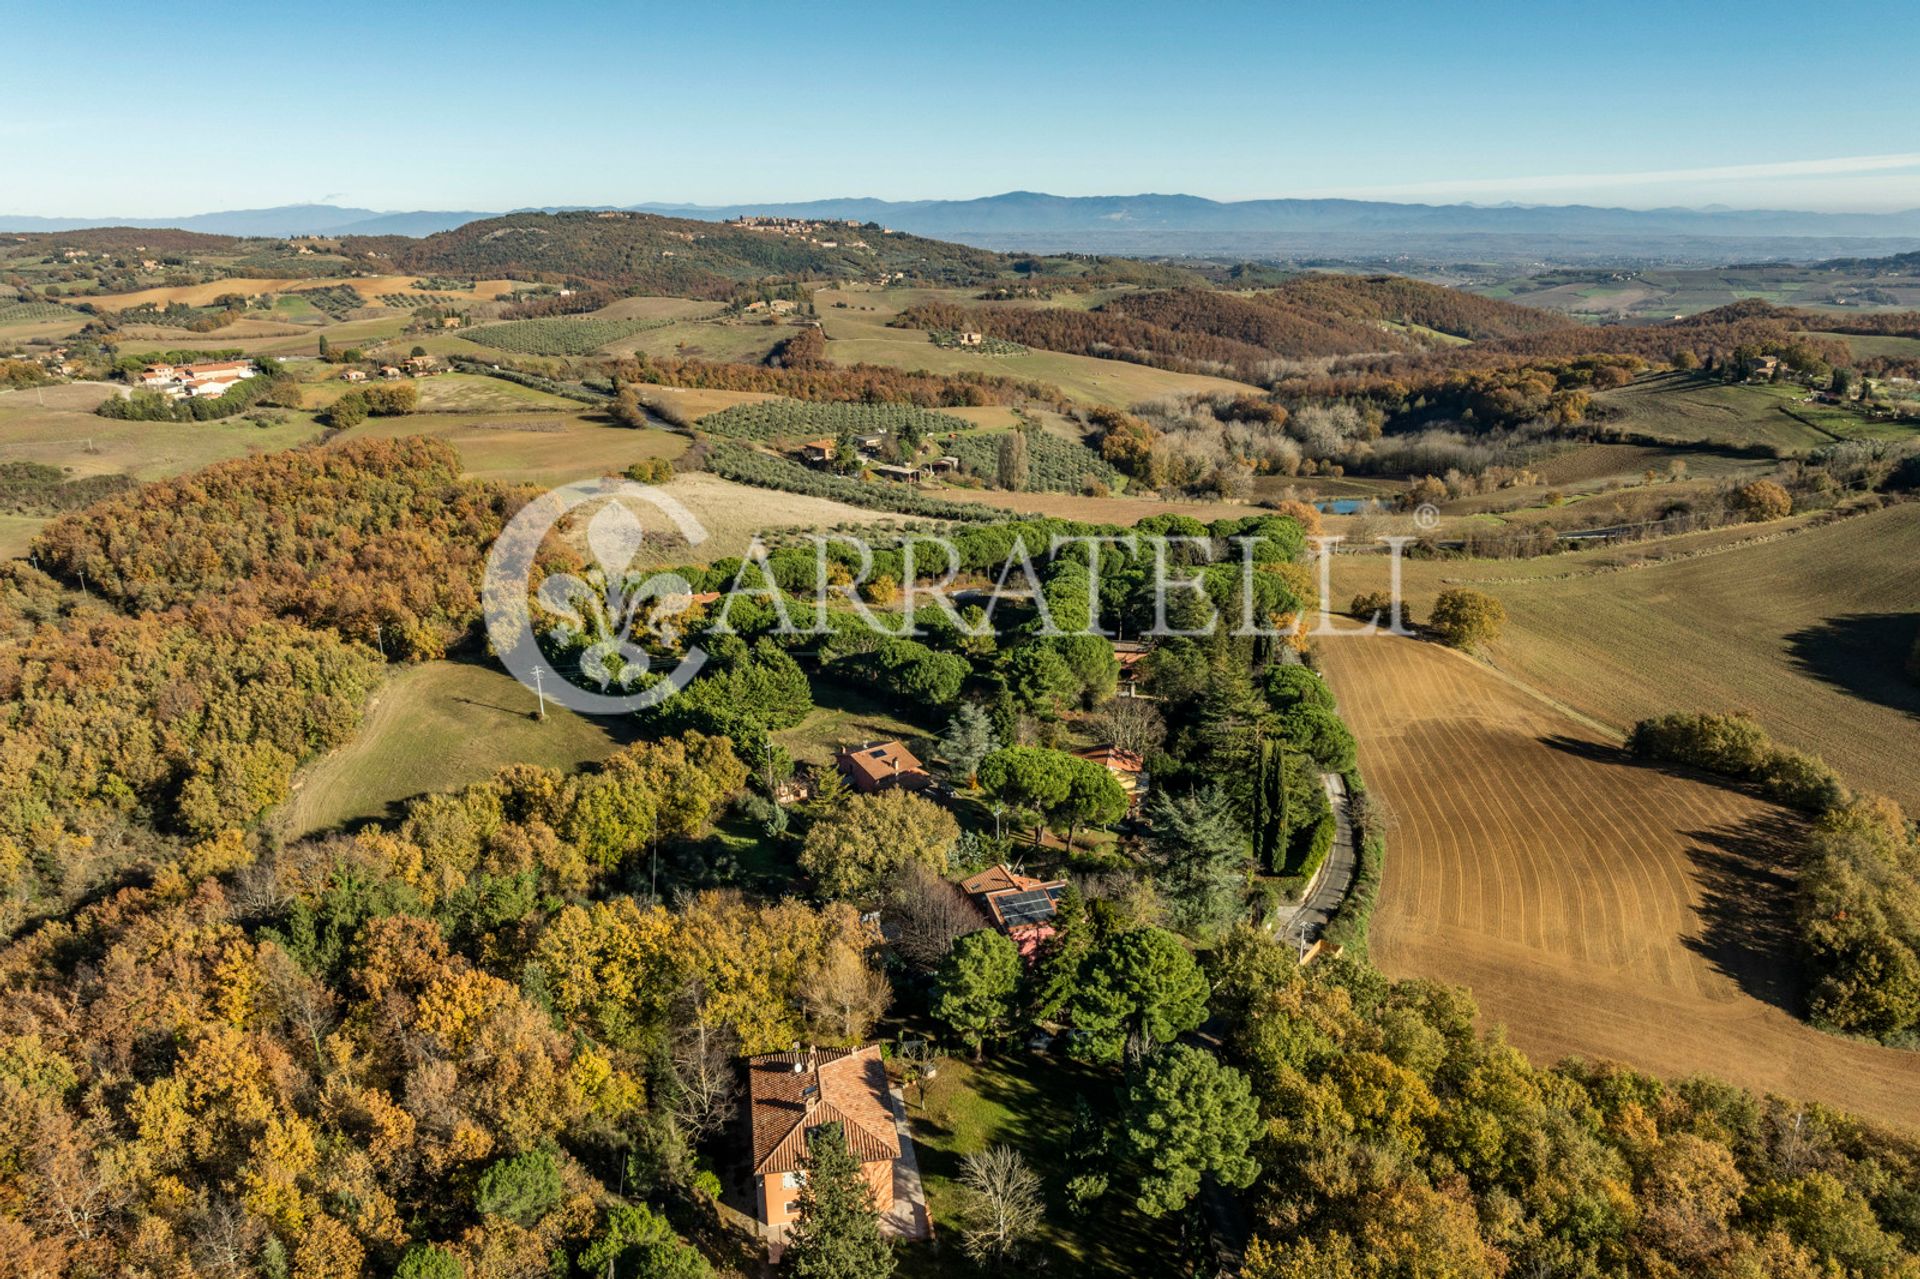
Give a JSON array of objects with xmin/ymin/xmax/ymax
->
[
  {"xmin": 82, "ymin": 275, "xmax": 519, "ymax": 311},
  {"xmin": 590, "ymin": 296, "xmax": 725, "ymax": 322},
  {"xmin": 632, "ymin": 384, "xmax": 778, "ymax": 422},
  {"xmin": 410, "ymin": 372, "xmax": 579, "ymax": 413},
  {"xmin": 339, "ymin": 414, "xmax": 685, "ymax": 489},
  {"xmin": 1317, "ymin": 634, "xmax": 1920, "ymax": 1133},
  {"xmin": 1324, "ymin": 503, "xmax": 1920, "ymax": 807}
]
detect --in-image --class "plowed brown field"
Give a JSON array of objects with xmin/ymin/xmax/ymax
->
[{"xmin": 1318, "ymin": 634, "xmax": 1920, "ymax": 1133}]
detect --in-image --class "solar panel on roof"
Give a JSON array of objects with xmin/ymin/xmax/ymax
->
[{"xmin": 995, "ymin": 889, "xmax": 1058, "ymax": 927}]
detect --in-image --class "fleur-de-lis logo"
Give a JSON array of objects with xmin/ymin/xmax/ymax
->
[{"xmin": 483, "ymin": 479, "xmax": 710, "ymax": 714}]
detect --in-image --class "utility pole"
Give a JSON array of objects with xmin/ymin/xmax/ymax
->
[{"xmin": 531, "ymin": 666, "xmax": 547, "ymax": 720}]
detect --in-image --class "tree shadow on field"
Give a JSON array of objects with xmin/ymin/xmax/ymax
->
[
  {"xmin": 1678, "ymin": 812, "xmax": 1808, "ymax": 1016},
  {"xmin": 1535, "ymin": 736, "xmax": 1810, "ymax": 1016},
  {"xmin": 1785, "ymin": 612, "xmax": 1920, "ymax": 718}
]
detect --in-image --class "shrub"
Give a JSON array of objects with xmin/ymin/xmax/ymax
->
[
  {"xmin": 1323, "ymin": 775, "xmax": 1383, "ymax": 954},
  {"xmin": 1627, "ymin": 711, "xmax": 1772, "ymax": 779},
  {"xmin": 362, "ymin": 381, "xmax": 418, "ymax": 415},
  {"xmin": 325, "ymin": 390, "xmax": 369, "ymax": 427},
  {"xmin": 1734, "ymin": 479, "xmax": 1792, "ymax": 522},
  {"xmin": 1426, "ymin": 588, "xmax": 1505, "ymax": 650},
  {"xmin": 1626, "ymin": 711, "xmax": 1843, "ymax": 813},
  {"xmin": 1349, "ymin": 590, "xmax": 1412, "ymax": 628}
]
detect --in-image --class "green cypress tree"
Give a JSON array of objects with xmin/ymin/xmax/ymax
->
[{"xmin": 785, "ymin": 1122, "xmax": 895, "ymax": 1279}]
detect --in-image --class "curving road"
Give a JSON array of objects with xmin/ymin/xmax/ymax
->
[{"xmin": 1278, "ymin": 773, "xmax": 1357, "ymax": 947}]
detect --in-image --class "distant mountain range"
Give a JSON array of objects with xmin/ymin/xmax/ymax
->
[
  {"xmin": 8, "ymin": 193, "xmax": 1920, "ymax": 260},
  {"xmin": 0, "ymin": 204, "xmax": 496, "ymax": 238}
]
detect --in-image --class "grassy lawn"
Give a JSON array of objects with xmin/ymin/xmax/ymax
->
[
  {"xmin": 897, "ymin": 1052, "xmax": 1182, "ymax": 1278},
  {"xmin": 599, "ymin": 317, "xmax": 793, "ymax": 363},
  {"xmin": 1592, "ymin": 372, "xmax": 1917, "ymax": 451},
  {"xmin": 772, "ymin": 677, "xmax": 938, "ymax": 768},
  {"xmin": 0, "ymin": 513, "xmax": 45, "ymax": 559},
  {"xmin": 412, "ymin": 372, "xmax": 581, "ymax": 414},
  {"xmin": 671, "ymin": 805, "xmax": 799, "ymax": 896},
  {"xmin": 0, "ymin": 382, "xmax": 327, "ymax": 480},
  {"xmin": 275, "ymin": 657, "xmax": 638, "ymax": 839},
  {"xmin": 270, "ymin": 293, "xmax": 325, "ymax": 322}
]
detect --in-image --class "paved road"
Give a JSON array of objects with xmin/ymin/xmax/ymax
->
[{"xmin": 1278, "ymin": 773, "xmax": 1357, "ymax": 945}]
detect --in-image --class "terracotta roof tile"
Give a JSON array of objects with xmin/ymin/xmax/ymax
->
[{"xmin": 747, "ymin": 1046, "xmax": 899, "ymax": 1175}]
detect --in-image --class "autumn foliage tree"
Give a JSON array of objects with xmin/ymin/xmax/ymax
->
[
  {"xmin": 800, "ymin": 788, "xmax": 960, "ymax": 901},
  {"xmin": 1426, "ymin": 588, "xmax": 1506, "ymax": 651},
  {"xmin": 31, "ymin": 436, "xmax": 519, "ymax": 659},
  {"xmin": 1734, "ymin": 478, "xmax": 1793, "ymax": 522}
]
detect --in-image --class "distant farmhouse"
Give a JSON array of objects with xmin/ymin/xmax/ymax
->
[{"xmin": 138, "ymin": 359, "xmax": 256, "ymax": 400}]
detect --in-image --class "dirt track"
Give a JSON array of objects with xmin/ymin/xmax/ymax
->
[{"xmin": 1317, "ymin": 634, "xmax": 1920, "ymax": 1134}]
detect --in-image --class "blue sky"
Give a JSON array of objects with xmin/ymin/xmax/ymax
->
[{"xmin": 4, "ymin": 0, "xmax": 1916, "ymax": 216}]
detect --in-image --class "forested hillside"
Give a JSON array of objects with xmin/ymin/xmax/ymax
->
[{"xmin": 379, "ymin": 210, "xmax": 1009, "ymax": 295}]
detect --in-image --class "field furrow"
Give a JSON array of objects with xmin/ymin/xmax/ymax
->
[{"xmin": 1318, "ymin": 634, "xmax": 1920, "ymax": 1133}]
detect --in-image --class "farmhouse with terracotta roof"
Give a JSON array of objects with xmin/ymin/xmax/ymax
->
[
  {"xmin": 836, "ymin": 741, "xmax": 931, "ymax": 794},
  {"xmin": 138, "ymin": 359, "xmax": 257, "ymax": 400},
  {"xmin": 1075, "ymin": 745, "xmax": 1147, "ymax": 808},
  {"xmin": 745, "ymin": 1046, "xmax": 908, "ymax": 1241},
  {"xmin": 961, "ymin": 864, "xmax": 1069, "ymax": 958}
]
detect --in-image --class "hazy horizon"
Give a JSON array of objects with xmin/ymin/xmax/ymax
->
[{"xmin": 9, "ymin": 180, "xmax": 1920, "ymax": 224}]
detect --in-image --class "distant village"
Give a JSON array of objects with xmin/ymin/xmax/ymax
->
[{"xmin": 728, "ymin": 215, "xmax": 891, "ymax": 251}]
